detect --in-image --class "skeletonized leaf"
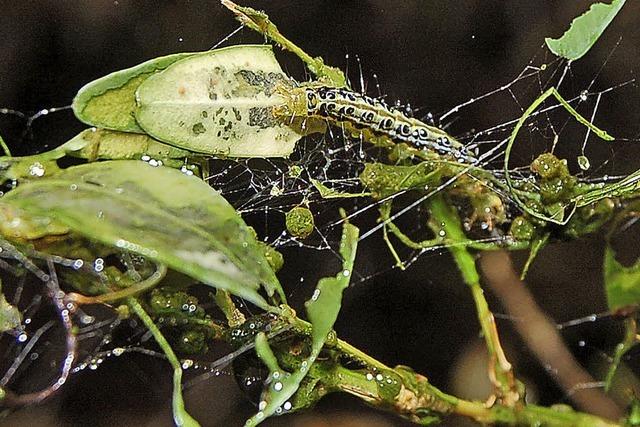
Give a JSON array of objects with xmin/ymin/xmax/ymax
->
[
  {"xmin": 1, "ymin": 160, "xmax": 283, "ymax": 309},
  {"xmin": 135, "ymin": 45, "xmax": 305, "ymax": 158},
  {"xmin": 73, "ymin": 52, "xmax": 195, "ymax": 133},
  {"xmin": 545, "ymin": 0, "xmax": 626, "ymax": 61}
]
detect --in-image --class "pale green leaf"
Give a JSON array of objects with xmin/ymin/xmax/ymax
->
[
  {"xmin": 545, "ymin": 0, "xmax": 626, "ymax": 61},
  {"xmin": 135, "ymin": 45, "xmax": 304, "ymax": 158},
  {"xmin": 0, "ymin": 160, "xmax": 283, "ymax": 309},
  {"xmin": 73, "ymin": 52, "xmax": 195, "ymax": 132},
  {"xmin": 62, "ymin": 128, "xmax": 192, "ymax": 161}
]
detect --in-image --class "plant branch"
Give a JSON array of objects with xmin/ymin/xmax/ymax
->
[{"xmin": 428, "ymin": 195, "xmax": 521, "ymax": 405}]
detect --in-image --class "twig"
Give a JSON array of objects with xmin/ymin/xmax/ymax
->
[{"xmin": 480, "ymin": 250, "xmax": 623, "ymax": 420}]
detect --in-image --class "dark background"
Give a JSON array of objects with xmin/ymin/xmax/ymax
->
[{"xmin": 1, "ymin": 1, "xmax": 640, "ymax": 426}]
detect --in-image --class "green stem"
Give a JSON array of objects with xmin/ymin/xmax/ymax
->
[
  {"xmin": 428, "ymin": 195, "xmax": 520, "ymax": 404},
  {"xmin": 128, "ymin": 297, "xmax": 200, "ymax": 427},
  {"xmin": 0, "ymin": 134, "xmax": 11, "ymax": 157},
  {"xmin": 68, "ymin": 264, "xmax": 167, "ymax": 305},
  {"xmin": 220, "ymin": 0, "xmax": 347, "ymax": 87},
  {"xmin": 605, "ymin": 317, "xmax": 638, "ymax": 391},
  {"xmin": 504, "ymin": 87, "xmax": 614, "ymax": 225}
]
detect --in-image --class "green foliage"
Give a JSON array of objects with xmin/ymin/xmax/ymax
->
[
  {"xmin": 604, "ymin": 245, "xmax": 640, "ymax": 311},
  {"xmin": 545, "ymin": 0, "xmax": 626, "ymax": 61},
  {"xmin": 73, "ymin": 52, "xmax": 195, "ymax": 132},
  {"xmin": 0, "ymin": 1, "xmax": 636, "ymax": 426},
  {"xmin": 64, "ymin": 128, "xmax": 192, "ymax": 162},
  {"xmin": 0, "ymin": 160, "xmax": 283, "ymax": 309},
  {"xmin": 135, "ymin": 45, "xmax": 306, "ymax": 157},
  {"xmin": 247, "ymin": 222, "xmax": 358, "ymax": 426}
]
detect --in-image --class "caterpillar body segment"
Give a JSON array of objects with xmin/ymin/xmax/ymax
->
[{"xmin": 275, "ymin": 84, "xmax": 479, "ymax": 164}]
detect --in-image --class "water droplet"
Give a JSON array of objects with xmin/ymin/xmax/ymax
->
[
  {"xmin": 113, "ymin": 347, "xmax": 125, "ymax": 356},
  {"xmin": 578, "ymin": 340, "xmax": 586, "ymax": 347},
  {"xmin": 366, "ymin": 373, "xmax": 374, "ymax": 381},
  {"xmin": 258, "ymin": 400, "xmax": 267, "ymax": 411},
  {"xmin": 577, "ymin": 155, "xmax": 590, "ymax": 171},
  {"xmin": 18, "ymin": 333, "xmax": 27, "ymax": 343},
  {"xmin": 375, "ymin": 373, "xmax": 384, "ymax": 381},
  {"xmin": 283, "ymin": 401, "xmax": 292, "ymax": 411},
  {"xmin": 438, "ymin": 229, "xmax": 446, "ymax": 237},
  {"xmin": 29, "ymin": 162, "xmax": 45, "ymax": 177},
  {"xmin": 311, "ymin": 289, "xmax": 321, "ymax": 301},
  {"xmin": 579, "ymin": 90, "xmax": 588, "ymax": 101},
  {"xmin": 182, "ymin": 359, "xmax": 194, "ymax": 369},
  {"xmin": 273, "ymin": 381, "xmax": 283, "ymax": 392},
  {"xmin": 342, "ymin": 269, "xmax": 350, "ymax": 277}
]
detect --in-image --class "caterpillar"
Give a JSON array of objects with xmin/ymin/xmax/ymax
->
[{"xmin": 276, "ymin": 84, "xmax": 479, "ymax": 164}]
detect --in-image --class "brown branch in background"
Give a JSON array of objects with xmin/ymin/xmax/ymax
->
[{"xmin": 480, "ymin": 250, "xmax": 622, "ymax": 420}]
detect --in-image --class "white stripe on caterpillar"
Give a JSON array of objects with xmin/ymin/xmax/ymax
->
[{"xmin": 303, "ymin": 86, "xmax": 479, "ymax": 163}]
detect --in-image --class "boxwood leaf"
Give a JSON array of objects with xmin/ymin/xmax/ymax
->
[
  {"xmin": 1, "ymin": 160, "xmax": 283, "ymax": 309},
  {"xmin": 73, "ymin": 52, "xmax": 195, "ymax": 133},
  {"xmin": 545, "ymin": 0, "xmax": 626, "ymax": 61},
  {"xmin": 135, "ymin": 45, "xmax": 304, "ymax": 158}
]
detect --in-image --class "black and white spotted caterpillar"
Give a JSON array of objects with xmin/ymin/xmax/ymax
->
[{"xmin": 298, "ymin": 86, "xmax": 479, "ymax": 163}]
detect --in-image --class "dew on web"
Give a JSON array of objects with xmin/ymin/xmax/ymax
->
[{"xmin": 0, "ymin": 9, "xmax": 639, "ymax": 422}]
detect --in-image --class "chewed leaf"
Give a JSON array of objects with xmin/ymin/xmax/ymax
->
[
  {"xmin": 604, "ymin": 245, "xmax": 640, "ymax": 311},
  {"xmin": 305, "ymin": 222, "xmax": 358, "ymax": 352},
  {"xmin": 135, "ymin": 45, "xmax": 303, "ymax": 158},
  {"xmin": 73, "ymin": 52, "xmax": 195, "ymax": 133},
  {"xmin": 545, "ymin": 0, "xmax": 626, "ymax": 61},
  {"xmin": 1, "ymin": 160, "xmax": 283, "ymax": 309},
  {"xmin": 247, "ymin": 222, "xmax": 359, "ymax": 426}
]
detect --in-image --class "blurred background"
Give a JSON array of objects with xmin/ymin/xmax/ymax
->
[{"xmin": 1, "ymin": 1, "xmax": 640, "ymax": 426}]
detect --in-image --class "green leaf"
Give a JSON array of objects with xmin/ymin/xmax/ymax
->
[
  {"xmin": 128, "ymin": 297, "xmax": 200, "ymax": 427},
  {"xmin": 62, "ymin": 128, "xmax": 192, "ymax": 161},
  {"xmin": 545, "ymin": 0, "xmax": 626, "ymax": 61},
  {"xmin": 0, "ymin": 160, "xmax": 283, "ymax": 309},
  {"xmin": 604, "ymin": 244, "xmax": 640, "ymax": 311},
  {"xmin": 247, "ymin": 222, "xmax": 359, "ymax": 426},
  {"xmin": 73, "ymin": 52, "xmax": 195, "ymax": 133},
  {"xmin": 305, "ymin": 222, "xmax": 359, "ymax": 352},
  {"xmin": 0, "ymin": 282, "xmax": 21, "ymax": 333},
  {"xmin": 135, "ymin": 45, "xmax": 304, "ymax": 158}
]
